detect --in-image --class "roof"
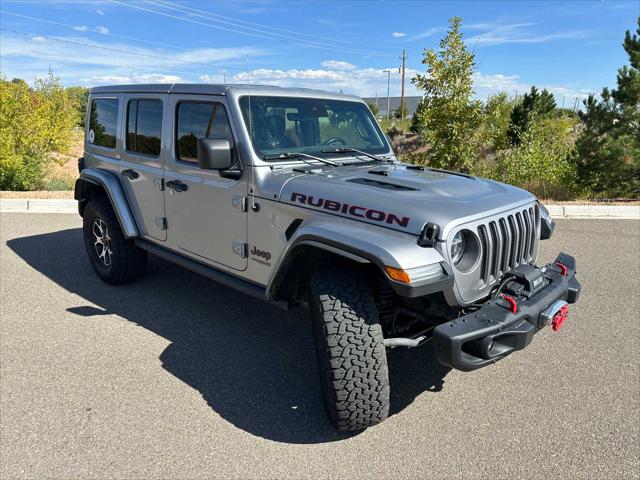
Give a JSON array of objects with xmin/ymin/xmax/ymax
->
[
  {"xmin": 90, "ymin": 83, "xmax": 361, "ymax": 101},
  {"xmin": 362, "ymin": 96, "xmax": 423, "ymax": 116}
]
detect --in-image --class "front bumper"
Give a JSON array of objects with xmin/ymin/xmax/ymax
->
[{"xmin": 433, "ymin": 252, "xmax": 581, "ymax": 371}]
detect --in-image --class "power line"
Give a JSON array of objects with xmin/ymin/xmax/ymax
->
[
  {"xmin": 152, "ymin": 0, "xmax": 394, "ymax": 51},
  {"xmin": 0, "ymin": 28, "xmax": 249, "ymax": 71},
  {"xmin": 1, "ymin": 10, "xmax": 199, "ymax": 52},
  {"xmin": 145, "ymin": 0, "xmax": 396, "ymax": 56},
  {"xmin": 110, "ymin": 0, "xmax": 397, "ymax": 58},
  {"xmin": 0, "ymin": 27, "xmax": 404, "ymax": 83}
]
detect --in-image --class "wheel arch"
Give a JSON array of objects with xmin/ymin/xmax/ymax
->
[
  {"xmin": 74, "ymin": 168, "xmax": 139, "ymax": 238},
  {"xmin": 265, "ymin": 216, "xmax": 433, "ymax": 303}
]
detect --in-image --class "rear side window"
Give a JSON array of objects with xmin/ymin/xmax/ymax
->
[
  {"xmin": 176, "ymin": 102, "xmax": 233, "ymax": 163},
  {"xmin": 126, "ymin": 99, "xmax": 163, "ymax": 156},
  {"xmin": 88, "ymin": 98, "xmax": 118, "ymax": 148}
]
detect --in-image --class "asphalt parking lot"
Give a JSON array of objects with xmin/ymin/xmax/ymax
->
[{"xmin": 1, "ymin": 213, "xmax": 638, "ymax": 479}]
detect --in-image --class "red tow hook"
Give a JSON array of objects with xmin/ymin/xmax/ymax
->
[
  {"xmin": 551, "ymin": 305, "xmax": 569, "ymax": 331},
  {"xmin": 555, "ymin": 262, "xmax": 568, "ymax": 276},
  {"xmin": 499, "ymin": 294, "xmax": 518, "ymax": 314},
  {"xmin": 540, "ymin": 300, "xmax": 570, "ymax": 332}
]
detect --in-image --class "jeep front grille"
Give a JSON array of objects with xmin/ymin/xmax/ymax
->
[{"xmin": 476, "ymin": 205, "xmax": 540, "ymax": 283}]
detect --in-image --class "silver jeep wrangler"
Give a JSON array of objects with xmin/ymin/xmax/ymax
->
[{"xmin": 76, "ymin": 84, "xmax": 581, "ymax": 431}]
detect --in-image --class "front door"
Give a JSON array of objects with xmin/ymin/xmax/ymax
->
[
  {"xmin": 164, "ymin": 95, "xmax": 248, "ymax": 271},
  {"xmin": 119, "ymin": 94, "xmax": 167, "ymax": 241}
]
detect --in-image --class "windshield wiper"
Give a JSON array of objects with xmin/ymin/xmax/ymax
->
[
  {"xmin": 262, "ymin": 152, "xmax": 338, "ymax": 166},
  {"xmin": 320, "ymin": 147, "xmax": 392, "ymax": 163}
]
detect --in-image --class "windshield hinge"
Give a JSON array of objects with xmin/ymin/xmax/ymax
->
[
  {"xmin": 155, "ymin": 216, "xmax": 167, "ymax": 231},
  {"xmin": 232, "ymin": 195, "xmax": 247, "ymax": 212},
  {"xmin": 232, "ymin": 241, "xmax": 248, "ymax": 258}
]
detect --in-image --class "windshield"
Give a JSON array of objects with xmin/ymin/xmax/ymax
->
[{"xmin": 239, "ymin": 96, "xmax": 388, "ymax": 159}]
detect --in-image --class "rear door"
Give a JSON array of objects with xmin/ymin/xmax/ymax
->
[
  {"xmin": 164, "ymin": 94, "xmax": 248, "ymax": 271},
  {"xmin": 119, "ymin": 93, "xmax": 167, "ymax": 241}
]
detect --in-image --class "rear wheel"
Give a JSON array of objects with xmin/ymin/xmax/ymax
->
[
  {"xmin": 83, "ymin": 197, "xmax": 146, "ymax": 285},
  {"xmin": 309, "ymin": 268, "xmax": 390, "ymax": 431}
]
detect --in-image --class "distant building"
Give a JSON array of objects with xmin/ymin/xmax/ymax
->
[{"xmin": 362, "ymin": 96, "xmax": 422, "ymax": 119}]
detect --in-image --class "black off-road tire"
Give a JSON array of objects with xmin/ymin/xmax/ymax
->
[
  {"xmin": 83, "ymin": 196, "xmax": 147, "ymax": 285},
  {"xmin": 309, "ymin": 268, "xmax": 390, "ymax": 431}
]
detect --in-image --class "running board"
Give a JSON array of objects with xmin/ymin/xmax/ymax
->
[{"xmin": 134, "ymin": 239, "xmax": 268, "ymax": 303}]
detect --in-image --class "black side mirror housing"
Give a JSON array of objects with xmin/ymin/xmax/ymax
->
[{"xmin": 197, "ymin": 138, "xmax": 233, "ymax": 170}]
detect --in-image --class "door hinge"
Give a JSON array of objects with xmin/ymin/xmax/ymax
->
[
  {"xmin": 155, "ymin": 178, "xmax": 165, "ymax": 191},
  {"xmin": 156, "ymin": 216, "xmax": 167, "ymax": 230},
  {"xmin": 232, "ymin": 241, "xmax": 248, "ymax": 258},
  {"xmin": 232, "ymin": 195, "xmax": 247, "ymax": 212}
]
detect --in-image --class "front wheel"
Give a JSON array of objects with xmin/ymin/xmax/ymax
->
[
  {"xmin": 83, "ymin": 197, "xmax": 147, "ymax": 285},
  {"xmin": 309, "ymin": 268, "xmax": 390, "ymax": 431}
]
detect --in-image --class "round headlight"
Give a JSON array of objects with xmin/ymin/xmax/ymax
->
[
  {"xmin": 450, "ymin": 230, "xmax": 480, "ymax": 272},
  {"xmin": 450, "ymin": 231, "xmax": 465, "ymax": 265}
]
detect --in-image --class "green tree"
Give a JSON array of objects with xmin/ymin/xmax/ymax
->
[
  {"xmin": 66, "ymin": 86, "xmax": 90, "ymax": 127},
  {"xmin": 476, "ymin": 93, "xmax": 515, "ymax": 152},
  {"xmin": 574, "ymin": 17, "xmax": 640, "ymax": 198},
  {"xmin": 0, "ymin": 71, "xmax": 78, "ymax": 190},
  {"xmin": 507, "ymin": 86, "xmax": 557, "ymax": 145},
  {"xmin": 411, "ymin": 17, "xmax": 481, "ymax": 171}
]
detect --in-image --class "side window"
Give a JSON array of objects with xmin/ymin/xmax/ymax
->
[
  {"xmin": 176, "ymin": 102, "xmax": 233, "ymax": 163},
  {"xmin": 126, "ymin": 99, "xmax": 163, "ymax": 156},
  {"xmin": 88, "ymin": 98, "xmax": 118, "ymax": 148}
]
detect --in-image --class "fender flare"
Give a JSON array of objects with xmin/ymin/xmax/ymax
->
[
  {"xmin": 266, "ymin": 217, "xmax": 447, "ymax": 300},
  {"xmin": 74, "ymin": 168, "xmax": 139, "ymax": 238}
]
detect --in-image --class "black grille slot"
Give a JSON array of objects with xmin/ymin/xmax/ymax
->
[
  {"xmin": 346, "ymin": 178, "xmax": 417, "ymax": 191},
  {"xmin": 478, "ymin": 225, "xmax": 489, "ymax": 282},
  {"xmin": 473, "ymin": 205, "xmax": 540, "ymax": 286},
  {"xmin": 488, "ymin": 221, "xmax": 499, "ymax": 278}
]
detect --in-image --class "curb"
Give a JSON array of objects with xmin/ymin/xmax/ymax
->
[
  {"xmin": 1, "ymin": 199, "xmax": 639, "ymax": 219},
  {"xmin": 1, "ymin": 199, "xmax": 77, "ymax": 214}
]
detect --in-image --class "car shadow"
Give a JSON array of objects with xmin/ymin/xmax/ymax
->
[{"xmin": 7, "ymin": 228, "xmax": 451, "ymax": 444}]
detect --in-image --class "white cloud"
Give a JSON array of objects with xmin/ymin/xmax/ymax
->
[
  {"xmin": 392, "ymin": 32, "xmax": 406, "ymax": 38},
  {"xmin": 466, "ymin": 23, "xmax": 589, "ymax": 46},
  {"xmin": 83, "ymin": 73, "xmax": 181, "ymax": 84},
  {"xmin": 73, "ymin": 26, "xmax": 89, "ymax": 32},
  {"xmin": 96, "ymin": 9, "xmax": 105, "ymax": 16},
  {"xmin": 31, "ymin": 36, "xmax": 46, "ymax": 43},
  {"xmin": 410, "ymin": 27, "xmax": 447, "ymax": 42},
  {"xmin": 320, "ymin": 60, "xmax": 355, "ymax": 70},
  {"xmin": 473, "ymin": 72, "xmax": 591, "ymax": 103},
  {"xmin": 95, "ymin": 26, "xmax": 110, "ymax": 35},
  {"xmin": 232, "ymin": 67, "xmax": 420, "ymax": 97}
]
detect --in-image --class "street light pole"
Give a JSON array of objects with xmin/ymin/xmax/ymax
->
[{"xmin": 383, "ymin": 69, "xmax": 391, "ymax": 120}]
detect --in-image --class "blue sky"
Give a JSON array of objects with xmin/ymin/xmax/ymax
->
[{"xmin": 0, "ymin": 0, "xmax": 638, "ymax": 105}]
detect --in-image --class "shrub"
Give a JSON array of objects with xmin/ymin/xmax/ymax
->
[
  {"xmin": 484, "ymin": 114, "xmax": 579, "ymax": 199},
  {"xmin": 0, "ymin": 71, "xmax": 79, "ymax": 190}
]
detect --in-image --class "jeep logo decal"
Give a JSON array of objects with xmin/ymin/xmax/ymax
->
[
  {"xmin": 250, "ymin": 246, "xmax": 272, "ymax": 265},
  {"xmin": 290, "ymin": 192, "xmax": 410, "ymax": 228}
]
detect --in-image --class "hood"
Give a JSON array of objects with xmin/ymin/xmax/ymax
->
[{"xmin": 276, "ymin": 162, "xmax": 536, "ymax": 237}]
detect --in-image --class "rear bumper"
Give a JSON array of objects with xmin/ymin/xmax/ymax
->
[{"xmin": 433, "ymin": 252, "xmax": 581, "ymax": 371}]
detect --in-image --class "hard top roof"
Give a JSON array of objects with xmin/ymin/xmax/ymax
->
[{"xmin": 90, "ymin": 83, "xmax": 361, "ymax": 101}]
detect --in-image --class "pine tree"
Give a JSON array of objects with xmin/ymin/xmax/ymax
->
[
  {"xmin": 507, "ymin": 86, "xmax": 557, "ymax": 145},
  {"xmin": 575, "ymin": 18, "xmax": 639, "ymax": 198}
]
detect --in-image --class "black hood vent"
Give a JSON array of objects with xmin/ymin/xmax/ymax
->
[{"xmin": 346, "ymin": 178, "xmax": 418, "ymax": 191}]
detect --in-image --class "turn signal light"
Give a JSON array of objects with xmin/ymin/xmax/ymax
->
[{"xmin": 385, "ymin": 266, "xmax": 411, "ymax": 283}]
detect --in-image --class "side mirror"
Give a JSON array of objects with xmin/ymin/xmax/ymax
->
[{"xmin": 197, "ymin": 138, "xmax": 233, "ymax": 170}]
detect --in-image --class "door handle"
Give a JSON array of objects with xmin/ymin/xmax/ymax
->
[
  {"xmin": 121, "ymin": 168, "xmax": 139, "ymax": 180},
  {"xmin": 165, "ymin": 179, "xmax": 188, "ymax": 192}
]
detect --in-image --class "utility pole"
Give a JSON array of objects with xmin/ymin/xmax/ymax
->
[
  {"xmin": 400, "ymin": 49, "xmax": 407, "ymax": 119},
  {"xmin": 383, "ymin": 69, "xmax": 391, "ymax": 120}
]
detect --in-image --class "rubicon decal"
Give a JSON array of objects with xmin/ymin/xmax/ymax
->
[{"xmin": 290, "ymin": 192, "xmax": 410, "ymax": 227}]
